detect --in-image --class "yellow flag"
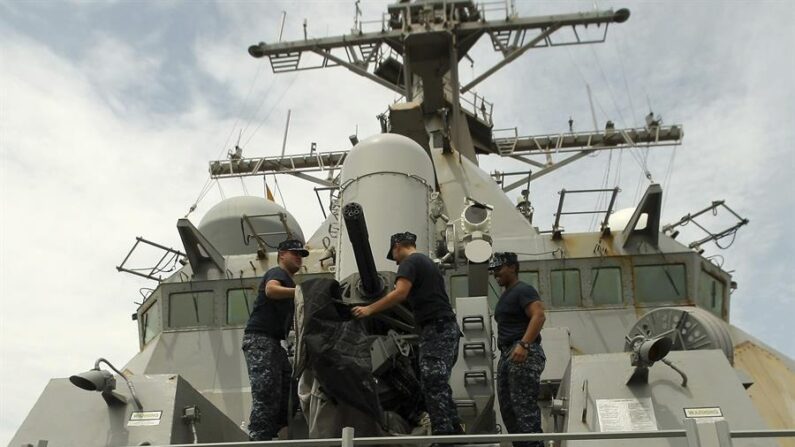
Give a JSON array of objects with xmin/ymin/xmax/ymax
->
[{"xmin": 265, "ymin": 182, "xmax": 275, "ymax": 202}]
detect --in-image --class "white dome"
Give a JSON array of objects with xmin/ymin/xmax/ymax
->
[
  {"xmin": 341, "ymin": 133, "xmax": 435, "ymax": 185},
  {"xmin": 198, "ymin": 196, "xmax": 304, "ymax": 255},
  {"xmin": 610, "ymin": 207, "xmax": 647, "ymax": 232}
]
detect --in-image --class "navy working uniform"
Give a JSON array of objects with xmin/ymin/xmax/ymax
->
[
  {"xmin": 389, "ymin": 232, "xmax": 463, "ymax": 436},
  {"xmin": 242, "ymin": 240, "xmax": 308, "ymax": 441},
  {"xmin": 491, "ymin": 253, "xmax": 546, "ymax": 447}
]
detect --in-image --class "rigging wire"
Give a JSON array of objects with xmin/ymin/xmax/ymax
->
[
  {"xmin": 273, "ymin": 176, "xmax": 287, "ymax": 207},
  {"xmin": 242, "ymin": 73, "xmax": 299, "ymax": 148},
  {"xmin": 660, "ymin": 144, "xmax": 679, "ymax": 214},
  {"xmin": 186, "ymin": 59, "xmax": 270, "ymax": 217},
  {"xmin": 239, "ymin": 70, "xmax": 278, "ymax": 141},
  {"xmin": 588, "ymin": 45, "xmax": 627, "ymax": 128},
  {"xmin": 217, "ymin": 179, "xmax": 226, "ymax": 200},
  {"xmin": 565, "ymin": 47, "xmax": 611, "ymax": 123},
  {"xmin": 239, "ymin": 177, "xmax": 250, "ymax": 196},
  {"xmin": 613, "ymin": 34, "xmax": 639, "ymax": 127}
]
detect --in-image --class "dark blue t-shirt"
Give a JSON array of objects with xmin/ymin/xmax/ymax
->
[
  {"xmin": 494, "ymin": 281, "xmax": 542, "ymax": 346},
  {"xmin": 245, "ymin": 266, "xmax": 295, "ymax": 340},
  {"xmin": 396, "ymin": 252, "xmax": 454, "ymax": 326}
]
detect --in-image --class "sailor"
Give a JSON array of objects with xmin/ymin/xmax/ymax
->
[
  {"xmin": 351, "ymin": 231, "xmax": 463, "ymax": 437},
  {"xmin": 242, "ymin": 239, "xmax": 309, "ymax": 441},
  {"xmin": 490, "ymin": 252, "xmax": 547, "ymax": 447}
]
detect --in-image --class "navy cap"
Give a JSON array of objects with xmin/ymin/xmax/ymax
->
[
  {"xmin": 278, "ymin": 239, "xmax": 309, "ymax": 257},
  {"xmin": 386, "ymin": 231, "xmax": 417, "ymax": 260},
  {"xmin": 488, "ymin": 252, "xmax": 518, "ymax": 271}
]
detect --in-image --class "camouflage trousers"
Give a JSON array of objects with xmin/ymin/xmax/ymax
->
[
  {"xmin": 418, "ymin": 318, "xmax": 463, "ymax": 435},
  {"xmin": 242, "ymin": 333, "xmax": 292, "ymax": 441},
  {"xmin": 497, "ymin": 341, "xmax": 546, "ymax": 447}
]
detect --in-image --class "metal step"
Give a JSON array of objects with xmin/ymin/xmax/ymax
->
[
  {"xmin": 269, "ymin": 51, "xmax": 302, "ymax": 72},
  {"xmin": 490, "ymin": 29, "xmax": 512, "ymax": 53}
]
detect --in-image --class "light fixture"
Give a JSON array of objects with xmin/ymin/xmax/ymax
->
[
  {"xmin": 625, "ymin": 335, "xmax": 672, "ymax": 385},
  {"xmin": 70, "ymin": 358, "xmax": 143, "ymax": 410},
  {"xmin": 459, "ymin": 200, "xmax": 493, "ymax": 264}
]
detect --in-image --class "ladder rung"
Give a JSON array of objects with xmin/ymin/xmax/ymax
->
[
  {"xmin": 464, "ymin": 370, "xmax": 488, "ymax": 383},
  {"xmin": 463, "ymin": 342, "xmax": 486, "ymax": 355},
  {"xmin": 461, "ymin": 315, "xmax": 485, "ymax": 330}
]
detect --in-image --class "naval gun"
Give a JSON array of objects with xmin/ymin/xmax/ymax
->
[{"xmin": 342, "ymin": 202, "xmax": 386, "ymax": 300}]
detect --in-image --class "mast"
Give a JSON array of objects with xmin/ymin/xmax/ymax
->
[{"xmin": 212, "ymin": 1, "xmax": 681, "ymax": 197}]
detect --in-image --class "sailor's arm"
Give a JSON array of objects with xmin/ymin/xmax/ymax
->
[
  {"xmin": 511, "ymin": 301, "xmax": 546, "ymax": 362},
  {"xmin": 351, "ymin": 278, "xmax": 411, "ymax": 318},
  {"xmin": 265, "ymin": 279, "xmax": 296, "ymax": 300}
]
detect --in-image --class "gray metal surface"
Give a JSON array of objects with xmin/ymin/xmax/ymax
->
[
  {"xmin": 558, "ymin": 350, "xmax": 777, "ymax": 447},
  {"xmin": 11, "ymin": 375, "xmax": 247, "ymax": 447}
]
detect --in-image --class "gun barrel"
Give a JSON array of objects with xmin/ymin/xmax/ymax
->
[{"xmin": 342, "ymin": 202, "xmax": 383, "ymax": 298}]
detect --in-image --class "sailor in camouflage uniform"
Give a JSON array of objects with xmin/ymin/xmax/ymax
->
[
  {"xmin": 490, "ymin": 252, "xmax": 547, "ymax": 447},
  {"xmin": 352, "ymin": 232, "xmax": 463, "ymax": 437},
  {"xmin": 242, "ymin": 239, "xmax": 309, "ymax": 441}
]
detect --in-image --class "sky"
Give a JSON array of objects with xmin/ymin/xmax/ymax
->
[{"xmin": 1, "ymin": 0, "xmax": 794, "ymax": 444}]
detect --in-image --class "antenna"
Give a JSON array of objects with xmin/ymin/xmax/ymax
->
[
  {"xmin": 586, "ymin": 83, "xmax": 599, "ymax": 132},
  {"xmin": 277, "ymin": 11, "xmax": 287, "ymax": 43},
  {"xmin": 280, "ymin": 109, "xmax": 292, "ymax": 161}
]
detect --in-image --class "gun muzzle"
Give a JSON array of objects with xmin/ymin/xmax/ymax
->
[{"xmin": 342, "ymin": 202, "xmax": 384, "ymax": 298}]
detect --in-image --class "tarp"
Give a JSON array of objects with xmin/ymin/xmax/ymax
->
[{"xmin": 294, "ymin": 278, "xmax": 384, "ymax": 437}]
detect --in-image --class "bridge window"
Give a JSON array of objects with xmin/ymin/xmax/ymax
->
[
  {"xmin": 227, "ymin": 288, "xmax": 257, "ymax": 325},
  {"xmin": 141, "ymin": 301, "xmax": 161, "ymax": 344},
  {"xmin": 169, "ymin": 291, "xmax": 214, "ymax": 328},
  {"xmin": 698, "ymin": 270, "xmax": 725, "ymax": 317},
  {"xmin": 550, "ymin": 269, "xmax": 581, "ymax": 307},
  {"xmin": 590, "ymin": 267, "xmax": 623, "ymax": 305},
  {"xmin": 634, "ymin": 264, "xmax": 687, "ymax": 303}
]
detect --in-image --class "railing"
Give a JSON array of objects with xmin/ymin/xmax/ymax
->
[
  {"xmin": 478, "ymin": 0, "xmax": 514, "ymax": 21},
  {"xmin": 126, "ymin": 419, "xmax": 794, "ymax": 447}
]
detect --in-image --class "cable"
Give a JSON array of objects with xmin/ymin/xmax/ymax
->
[
  {"xmin": 186, "ymin": 59, "xmax": 270, "ymax": 217},
  {"xmin": 273, "ymin": 176, "xmax": 287, "ymax": 207},
  {"xmin": 239, "ymin": 176, "xmax": 250, "ymax": 196},
  {"xmin": 589, "ymin": 45, "xmax": 627, "ymax": 128},
  {"xmin": 661, "ymin": 145, "xmax": 679, "ymax": 214},
  {"xmin": 715, "ymin": 229, "xmax": 738, "ymax": 250},
  {"xmin": 613, "ymin": 34, "xmax": 639, "ymax": 127},
  {"xmin": 514, "ymin": 249, "xmax": 563, "ymax": 258},
  {"xmin": 242, "ymin": 73, "xmax": 299, "ymax": 148},
  {"xmin": 217, "ymin": 179, "xmax": 226, "ymax": 200}
]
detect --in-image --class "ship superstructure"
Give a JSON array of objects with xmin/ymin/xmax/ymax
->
[{"xmin": 10, "ymin": 1, "xmax": 793, "ymax": 447}]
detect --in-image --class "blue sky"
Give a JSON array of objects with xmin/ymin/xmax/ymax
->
[{"xmin": 1, "ymin": 0, "xmax": 793, "ymax": 444}]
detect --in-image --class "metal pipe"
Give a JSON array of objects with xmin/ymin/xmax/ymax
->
[
  {"xmin": 461, "ymin": 24, "xmax": 560, "ymax": 93},
  {"xmin": 137, "ymin": 427, "xmax": 795, "ymax": 447},
  {"xmin": 94, "ymin": 358, "xmax": 143, "ymax": 411},
  {"xmin": 342, "ymin": 202, "xmax": 383, "ymax": 298}
]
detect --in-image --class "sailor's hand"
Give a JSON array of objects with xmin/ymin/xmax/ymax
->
[
  {"xmin": 510, "ymin": 344, "xmax": 528, "ymax": 363},
  {"xmin": 351, "ymin": 306, "xmax": 372, "ymax": 319}
]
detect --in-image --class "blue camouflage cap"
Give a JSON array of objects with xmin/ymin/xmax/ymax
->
[
  {"xmin": 386, "ymin": 231, "xmax": 417, "ymax": 260},
  {"xmin": 488, "ymin": 252, "xmax": 518, "ymax": 271},
  {"xmin": 278, "ymin": 239, "xmax": 309, "ymax": 257}
]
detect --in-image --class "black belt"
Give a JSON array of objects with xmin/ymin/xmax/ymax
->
[
  {"xmin": 419, "ymin": 315, "xmax": 456, "ymax": 329},
  {"xmin": 244, "ymin": 329, "xmax": 282, "ymax": 340},
  {"xmin": 499, "ymin": 340, "xmax": 540, "ymax": 352}
]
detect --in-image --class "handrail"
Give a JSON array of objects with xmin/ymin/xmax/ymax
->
[{"xmin": 130, "ymin": 425, "xmax": 795, "ymax": 447}]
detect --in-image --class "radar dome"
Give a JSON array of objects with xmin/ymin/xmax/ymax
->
[
  {"xmin": 198, "ymin": 196, "xmax": 304, "ymax": 256},
  {"xmin": 610, "ymin": 207, "xmax": 647, "ymax": 232}
]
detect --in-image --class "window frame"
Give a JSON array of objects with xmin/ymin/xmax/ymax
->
[
  {"xmin": 633, "ymin": 263, "xmax": 688, "ymax": 305},
  {"xmin": 549, "ymin": 268, "xmax": 582, "ymax": 308}
]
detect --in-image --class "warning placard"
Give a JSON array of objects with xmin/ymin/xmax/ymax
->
[{"xmin": 596, "ymin": 398, "xmax": 658, "ymax": 432}]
